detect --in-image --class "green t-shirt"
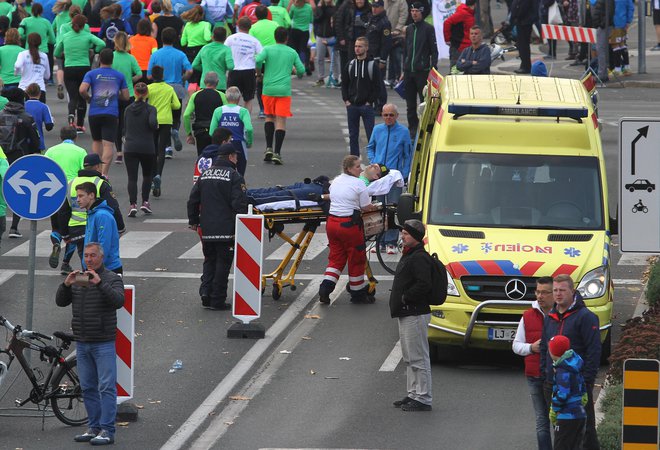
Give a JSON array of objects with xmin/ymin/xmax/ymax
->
[
  {"xmin": 44, "ymin": 141, "xmax": 87, "ymax": 181},
  {"xmin": 255, "ymin": 44, "xmax": 305, "ymax": 97},
  {"xmin": 181, "ymin": 21, "xmax": 212, "ymax": 48},
  {"xmin": 112, "ymin": 51, "xmax": 141, "ymax": 97},
  {"xmin": 289, "ymin": 3, "xmax": 312, "ymax": 32},
  {"xmin": 191, "ymin": 41, "xmax": 234, "ymax": 90},
  {"xmin": 0, "ymin": 157, "xmax": 8, "ymax": 216},
  {"xmin": 0, "ymin": 96, "xmax": 7, "ymax": 110},
  {"xmin": 19, "ymin": 16, "xmax": 56, "ymax": 52},
  {"xmin": 183, "ymin": 88, "xmax": 228, "ymax": 134},
  {"xmin": 56, "ymin": 23, "xmax": 90, "ymax": 45},
  {"xmin": 0, "ymin": 44, "xmax": 23, "ymax": 84},
  {"xmin": 249, "ymin": 19, "xmax": 279, "ymax": 47},
  {"xmin": 53, "ymin": 11, "xmax": 72, "ymax": 37},
  {"xmin": 54, "ymin": 30, "xmax": 106, "ymax": 67},
  {"xmin": 0, "ymin": 2, "xmax": 12, "ymax": 17},
  {"xmin": 147, "ymin": 81, "xmax": 181, "ymax": 125},
  {"xmin": 268, "ymin": 5, "xmax": 291, "ymax": 28}
]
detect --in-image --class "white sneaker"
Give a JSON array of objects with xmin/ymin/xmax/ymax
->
[{"xmin": 386, "ymin": 244, "xmax": 397, "ymax": 255}]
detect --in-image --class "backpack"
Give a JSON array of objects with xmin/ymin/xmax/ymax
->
[
  {"xmin": 0, "ymin": 114, "xmax": 22, "ymax": 155},
  {"xmin": 348, "ymin": 58, "xmax": 375, "ymax": 81},
  {"xmin": 425, "ymin": 252, "xmax": 448, "ymax": 305}
]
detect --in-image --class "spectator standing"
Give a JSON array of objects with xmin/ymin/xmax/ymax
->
[
  {"xmin": 187, "ymin": 143, "xmax": 248, "ymax": 310},
  {"xmin": 365, "ymin": 0, "xmax": 391, "ymax": 112},
  {"xmin": 540, "ymin": 274, "xmax": 601, "ymax": 450},
  {"xmin": 268, "ymin": 0, "xmax": 292, "ymax": 27},
  {"xmin": 255, "ymin": 26, "xmax": 305, "ymax": 165},
  {"xmin": 123, "ymin": 82, "xmax": 158, "ymax": 217},
  {"xmin": 401, "ymin": 2, "xmax": 435, "ymax": 137},
  {"xmin": 79, "ymin": 48, "xmax": 130, "ymax": 175},
  {"xmin": 389, "ymin": 219, "xmax": 436, "ymax": 412},
  {"xmin": 288, "ymin": 0, "xmax": 314, "ymax": 75},
  {"xmin": 366, "ymin": 103, "xmax": 411, "ymax": 253},
  {"xmin": 442, "ymin": 0, "xmax": 475, "ymax": 68},
  {"xmin": 0, "ymin": 87, "xmax": 41, "ymax": 239},
  {"xmin": 225, "ymin": 17, "xmax": 263, "ymax": 115},
  {"xmin": 512, "ymin": 277, "xmax": 554, "ymax": 450},
  {"xmin": 14, "ymin": 33, "xmax": 51, "ymax": 102},
  {"xmin": 342, "ymin": 36, "xmax": 380, "ymax": 157},
  {"xmin": 56, "ymin": 241, "xmax": 125, "ymax": 447},
  {"xmin": 609, "ymin": 0, "xmax": 634, "ymax": 76},
  {"xmin": 208, "ymin": 85, "xmax": 252, "ymax": 174},
  {"xmin": 112, "ymin": 31, "xmax": 142, "ymax": 164},
  {"xmin": 313, "ymin": 0, "xmax": 338, "ymax": 87},
  {"xmin": 148, "ymin": 26, "xmax": 193, "ymax": 152},
  {"xmin": 384, "ymin": 0, "xmax": 408, "ymax": 86},
  {"xmin": 184, "ymin": 71, "xmax": 229, "ymax": 155},
  {"xmin": 180, "ymin": 5, "xmax": 212, "ymax": 86},
  {"xmin": 147, "ymin": 64, "xmax": 181, "ymax": 197},
  {"xmin": 0, "ymin": 29, "xmax": 24, "ymax": 89},
  {"xmin": 24, "ymin": 82, "xmax": 54, "ymax": 151},
  {"xmin": 510, "ymin": 0, "xmax": 539, "ymax": 74},
  {"xmin": 653, "ymin": 0, "xmax": 660, "ymax": 50},
  {"xmin": 154, "ymin": 0, "xmax": 185, "ymax": 48},
  {"xmin": 591, "ymin": 0, "xmax": 615, "ymax": 82},
  {"xmin": 455, "ymin": 25, "xmax": 491, "ymax": 74},
  {"xmin": 130, "ymin": 18, "xmax": 159, "ymax": 81},
  {"xmin": 191, "ymin": 27, "xmax": 235, "ymax": 91},
  {"xmin": 54, "ymin": 14, "xmax": 106, "ymax": 133}
]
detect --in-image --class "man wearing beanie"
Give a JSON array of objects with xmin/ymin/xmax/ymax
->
[
  {"xmin": 389, "ymin": 219, "xmax": 436, "ymax": 412},
  {"xmin": 548, "ymin": 334, "xmax": 588, "ymax": 450},
  {"xmin": 540, "ymin": 274, "xmax": 601, "ymax": 449}
]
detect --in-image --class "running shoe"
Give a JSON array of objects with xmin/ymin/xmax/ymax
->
[
  {"xmin": 76, "ymin": 125, "xmax": 85, "ymax": 134},
  {"xmin": 89, "ymin": 430, "xmax": 114, "ymax": 445},
  {"xmin": 263, "ymin": 147, "xmax": 273, "ymax": 162},
  {"xmin": 386, "ymin": 244, "xmax": 397, "ymax": 255},
  {"xmin": 140, "ymin": 201, "xmax": 152, "ymax": 214},
  {"xmin": 61, "ymin": 262, "xmax": 73, "ymax": 275},
  {"xmin": 172, "ymin": 129, "xmax": 183, "ymax": 151},
  {"xmin": 67, "ymin": 114, "xmax": 75, "ymax": 127},
  {"xmin": 8, "ymin": 228, "xmax": 21, "ymax": 238},
  {"xmin": 258, "ymin": 111, "xmax": 266, "ymax": 119},
  {"xmin": 271, "ymin": 153, "xmax": 283, "ymax": 165},
  {"xmin": 49, "ymin": 242, "xmax": 61, "ymax": 268},
  {"xmin": 115, "ymin": 154, "xmax": 123, "ymax": 164},
  {"xmin": 164, "ymin": 147, "xmax": 173, "ymax": 159},
  {"xmin": 314, "ymin": 79, "xmax": 325, "ymax": 87},
  {"xmin": 152, "ymin": 175, "xmax": 161, "ymax": 197},
  {"xmin": 651, "ymin": 44, "xmax": 660, "ymax": 51},
  {"xmin": 57, "ymin": 84, "xmax": 65, "ymax": 99},
  {"xmin": 128, "ymin": 203, "xmax": 138, "ymax": 217},
  {"xmin": 622, "ymin": 68, "xmax": 633, "ymax": 77}
]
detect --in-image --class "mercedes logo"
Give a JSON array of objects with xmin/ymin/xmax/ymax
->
[{"xmin": 504, "ymin": 279, "xmax": 527, "ymax": 300}]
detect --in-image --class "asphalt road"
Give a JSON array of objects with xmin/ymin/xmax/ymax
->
[{"xmin": 0, "ymin": 74, "xmax": 657, "ymax": 450}]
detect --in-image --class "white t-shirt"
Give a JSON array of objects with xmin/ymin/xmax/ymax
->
[
  {"xmin": 225, "ymin": 32, "xmax": 263, "ymax": 70},
  {"xmin": 15, "ymin": 50, "xmax": 51, "ymax": 91},
  {"xmin": 329, "ymin": 173, "xmax": 371, "ymax": 217}
]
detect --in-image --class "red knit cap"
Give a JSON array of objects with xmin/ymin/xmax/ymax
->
[{"xmin": 548, "ymin": 335, "xmax": 571, "ymax": 357}]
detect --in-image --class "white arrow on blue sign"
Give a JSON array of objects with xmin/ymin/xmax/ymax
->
[{"xmin": 2, "ymin": 154, "xmax": 67, "ymax": 220}]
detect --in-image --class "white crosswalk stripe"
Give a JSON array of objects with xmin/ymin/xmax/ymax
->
[
  {"xmin": 266, "ymin": 232, "xmax": 328, "ymax": 261},
  {"xmin": 3, "ymin": 230, "xmax": 53, "ymax": 257}
]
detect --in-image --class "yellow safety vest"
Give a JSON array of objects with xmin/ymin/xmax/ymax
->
[{"xmin": 67, "ymin": 176, "xmax": 103, "ymax": 227}]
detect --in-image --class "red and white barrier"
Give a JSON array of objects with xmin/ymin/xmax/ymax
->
[
  {"xmin": 233, "ymin": 208, "xmax": 264, "ymax": 324},
  {"xmin": 116, "ymin": 285, "xmax": 135, "ymax": 404},
  {"xmin": 541, "ymin": 24, "xmax": 596, "ymax": 44}
]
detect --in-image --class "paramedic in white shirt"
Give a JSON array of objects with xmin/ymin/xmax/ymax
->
[
  {"xmin": 224, "ymin": 17, "xmax": 263, "ymax": 115},
  {"xmin": 319, "ymin": 155, "xmax": 377, "ymax": 305}
]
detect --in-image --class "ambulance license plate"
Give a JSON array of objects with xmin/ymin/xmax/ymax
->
[{"xmin": 488, "ymin": 328, "xmax": 516, "ymax": 341}]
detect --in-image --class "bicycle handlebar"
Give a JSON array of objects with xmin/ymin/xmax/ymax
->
[
  {"xmin": 0, "ymin": 315, "xmax": 15, "ymax": 332},
  {"xmin": 0, "ymin": 316, "xmax": 53, "ymax": 340}
]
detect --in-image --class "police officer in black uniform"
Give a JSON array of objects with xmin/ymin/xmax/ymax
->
[
  {"xmin": 187, "ymin": 143, "xmax": 248, "ymax": 310},
  {"xmin": 366, "ymin": 0, "xmax": 391, "ymax": 113}
]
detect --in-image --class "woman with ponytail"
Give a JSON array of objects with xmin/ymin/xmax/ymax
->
[{"xmin": 14, "ymin": 32, "xmax": 50, "ymax": 102}]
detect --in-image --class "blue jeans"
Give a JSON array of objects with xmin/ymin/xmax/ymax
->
[
  {"xmin": 377, "ymin": 185, "xmax": 402, "ymax": 245},
  {"xmin": 527, "ymin": 376, "xmax": 552, "ymax": 450},
  {"xmin": 77, "ymin": 340, "xmax": 117, "ymax": 435},
  {"xmin": 347, "ymin": 104, "xmax": 375, "ymax": 157},
  {"xmin": 247, "ymin": 182, "xmax": 323, "ymax": 205}
]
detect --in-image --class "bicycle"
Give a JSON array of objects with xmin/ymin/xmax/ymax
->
[
  {"xmin": 364, "ymin": 204, "xmax": 401, "ymax": 275},
  {"xmin": 0, "ymin": 315, "xmax": 87, "ymax": 426}
]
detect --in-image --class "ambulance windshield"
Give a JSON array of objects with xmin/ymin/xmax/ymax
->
[{"xmin": 428, "ymin": 153, "xmax": 604, "ymax": 229}]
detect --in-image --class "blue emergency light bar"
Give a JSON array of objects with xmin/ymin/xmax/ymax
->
[{"xmin": 448, "ymin": 104, "xmax": 589, "ymax": 121}]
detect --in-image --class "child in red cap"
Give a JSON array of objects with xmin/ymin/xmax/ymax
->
[{"xmin": 548, "ymin": 335, "xmax": 588, "ymax": 450}]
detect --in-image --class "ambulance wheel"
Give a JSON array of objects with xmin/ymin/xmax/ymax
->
[{"xmin": 272, "ymin": 284, "xmax": 282, "ymax": 300}]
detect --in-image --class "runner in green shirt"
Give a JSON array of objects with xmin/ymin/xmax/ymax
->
[
  {"xmin": 255, "ymin": 27, "xmax": 304, "ymax": 165},
  {"xmin": 268, "ymin": 0, "xmax": 291, "ymax": 28},
  {"xmin": 250, "ymin": 13, "xmax": 279, "ymax": 47},
  {"xmin": 0, "ymin": 29, "xmax": 24, "ymax": 86},
  {"xmin": 44, "ymin": 126, "xmax": 87, "ymax": 181},
  {"xmin": 0, "ymin": 0, "xmax": 12, "ymax": 17},
  {"xmin": 18, "ymin": 4, "xmax": 56, "ymax": 53},
  {"xmin": 191, "ymin": 27, "xmax": 234, "ymax": 90},
  {"xmin": 287, "ymin": 0, "xmax": 314, "ymax": 74}
]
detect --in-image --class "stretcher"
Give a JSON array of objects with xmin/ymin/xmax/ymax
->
[{"xmin": 255, "ymin": 205, "xmax": 391, "ymax": 300}]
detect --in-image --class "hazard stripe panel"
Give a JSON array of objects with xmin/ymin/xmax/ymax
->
[
  {"xmin": 624, "ymin": 370, "xmax": 660, "ymax": 391},
  {"xmin": 623, "ymin": 359, "xmax": 659, "ymax": 448},
  {"xmin": 622, "ymin": 425, "xmax": 659, "ymax": 444},
  {"xmin": 623, "ymin": 407, "xmax": 660, "ymax": 427}
]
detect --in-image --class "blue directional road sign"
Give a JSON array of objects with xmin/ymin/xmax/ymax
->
[{"xmin": 2, "ymin": 154, "xmax": 67, "ymax": 220}]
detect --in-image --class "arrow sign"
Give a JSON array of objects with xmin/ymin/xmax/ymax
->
[
  {"xmin": 630, "ymin": 126, "xmax": 649, "ymax": 175},
  {"xmin": 8, "ymin": 170, "xmax": 64, "ymax": 214}
]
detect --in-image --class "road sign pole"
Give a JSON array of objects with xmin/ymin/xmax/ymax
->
[{"xmin": 26, "ymin": 220, "xmax": 37, "ymax": 332}]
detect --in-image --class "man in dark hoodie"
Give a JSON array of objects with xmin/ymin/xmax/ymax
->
[
  {"xmin": 334, "ymin": 0, "xmax": 372, "ymax": 72},
  {"xmin": 540, "ymin": 274, "xmax": 601, "ymax": 450},
  {"xmin": 0, "ymin": 87, "xmax": 41, "ymax": 238},
  {"xmin": 341, "ymin": 36, "xmax": 381, "ymax": 157}
]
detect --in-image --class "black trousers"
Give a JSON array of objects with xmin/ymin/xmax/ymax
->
[
  {"xmin": 153, "ymin": 124, "xmax": 172, "ymax": 177},
  {"xmin": 201, "ymin": 240, "xmax": 234, "ymax": 306},
  {"xmin": 289, "ymin": 28, "xmax": 310, "ymax": 68},
  {"xmin": 517, "ymin": 23, "xmax": 533, "ymax": 72},
  {"xmin": 116, "ymin": 97, "xmax": 134, "ymax": 152},
  {"xmin": 554, "ymin": 419, "xmax": 585, "ymax": 450},
  {"xmin": 403, "ymin": 71, "xmax": 427, "ymax": 134},
  {"xmin": 124, "ymin": 152, "xmax": 155, "ymax": 204},
  {"xmin": 63, "ymin": 66, "xmax": 89, "ymax": 126},
  {"xmin": 193, "ymin": 129, "xmax": 212, "ymax": 156}
]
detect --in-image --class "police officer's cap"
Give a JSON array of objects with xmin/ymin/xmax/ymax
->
[{"xmin": 217, "ymin": 143, "xmax": 238, "ymax": 156}]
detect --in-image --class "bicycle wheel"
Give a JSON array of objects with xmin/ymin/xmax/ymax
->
[
  {"xmin": 375, "ymin": 231, "xmax": 400, "ymax": 275},
  {"xmin": 50, "ymin": 358, "xmax": 87, "ymax": 426}
]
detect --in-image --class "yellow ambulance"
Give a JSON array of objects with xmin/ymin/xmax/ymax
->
[{"xmin": 396, "ymin": 70, "xmax": 613, "ymax": 359}]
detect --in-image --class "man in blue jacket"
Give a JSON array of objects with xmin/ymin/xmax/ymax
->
[
  {"xmin": 76, "ymin": 182, "xmax": 123, "ymax": 275},
  {"xmin": 540, "ymin": 274, "xmax": 601, "ymax": 450},
  {"xmin": 366, "ymin": 103, "xmax": 411, "ymax": 253}
]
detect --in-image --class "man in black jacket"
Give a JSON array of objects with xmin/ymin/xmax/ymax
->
[
  {"xmin": 341, "ymin": 36, "xmax": 381, "ymax": 157},
  {"xmin": 401, "ymin": 2, "xmax": 437, "ymax": 137},
  {"xmin": 184, "ymin": 71, "xmax": 226, "ymax": 156},
  {"xmin": 592, "ymin": 0, "xmax": 614, "ymax": 82},
  {"xmin": 56, "ymin": 242, "xmax": 125, "ymax": 446},
  {"xmin": 389, "ymin": 219, "xmax": 435, "ymax": 412},
  {"xmin": 456, "ymin": 25, "xmax": 491, "ymax": 74},
  {"xmin": 188, "ymin": 143, "xmax": 248, "ymax": 310},
  {"xmin": 366, "ymin": 0, "xmax": 391, "ymax": 112},
  {"xmin": 510, "ymin": 0, "xmax": 539, "ymax": 74}
]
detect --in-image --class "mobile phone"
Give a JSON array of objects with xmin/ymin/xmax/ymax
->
[{"xmin": 74, "ymin": 273, "xmax": 91, "ymax": 286}]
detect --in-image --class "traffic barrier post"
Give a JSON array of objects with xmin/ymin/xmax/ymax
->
[{"xmin": 622, "ymin": 358, "xmax": 659, "ymax": 449}]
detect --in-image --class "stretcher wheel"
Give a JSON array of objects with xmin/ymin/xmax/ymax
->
[
  {"xmin": 290, "ymin": 285, "xmax": 297, "ymax": 291},
  {"xmin": 272, "ymin": 284, "xmax": 282, "ymax": 300}
]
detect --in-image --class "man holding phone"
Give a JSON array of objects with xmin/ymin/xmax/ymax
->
[{"xmin": 56, "ymin": 242, "xmax": 125, "ymax": 446}]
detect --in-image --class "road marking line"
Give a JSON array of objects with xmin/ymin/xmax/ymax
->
[
  {"xmin": 119, "ymin": 231, "xmax": 171, "ymax": 258},
  {"xmin": 613, "ymin": 279, "xmax": 643, "ymax": 285},
  {"xmin": 144, "ymin": 219, "xmax": 189, "ymax": 224},
  {"xmin": 267, "ymin": 233, "xmax": 328, "ymax": 261},
  {"xmin": 379, "ymin": 340, "xmax": 402, "ymax": 372},
  {"xmin": 178, "ymin": 242, "xmax": 202, "ymax": 259},
  {"xmin": 161, "ymin": 278, "xmax": 324, "ymax": 450},
  {"xmin": 2, "ymin": 230, "xmax": 51, "ymax": 257},
  {"xmin": 329, "ymin": 276, "xmax": 347, "ymax": 306},
  {"xmin": 618, "ymin": 253, "xmax": 657, "ymax": 266},
  {"xmin": 0, "ymin": 270, "xmax": 16, "ymax": 286}
]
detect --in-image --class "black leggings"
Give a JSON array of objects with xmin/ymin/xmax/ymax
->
[
  {"xmin": 153, "ymin": 124, "xmax": 172, "ymax": 177},
  {"xmin": 63, "ymin": 66, "xmax": 89, "ymax": 127},
  {"xmin": 289, "ymin": 29, "xmax": 310, "ymax": 67},
  {"xmin": 124, "ymin": 152, "xmax": 155, "ymax": 203},
  {"xmin": 185, "ymin": 45, "xmax": 203, "ymax": 84},
  {"xmin": 116, "ymin": 97, "xmax": 134, "ymax": 152}
]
